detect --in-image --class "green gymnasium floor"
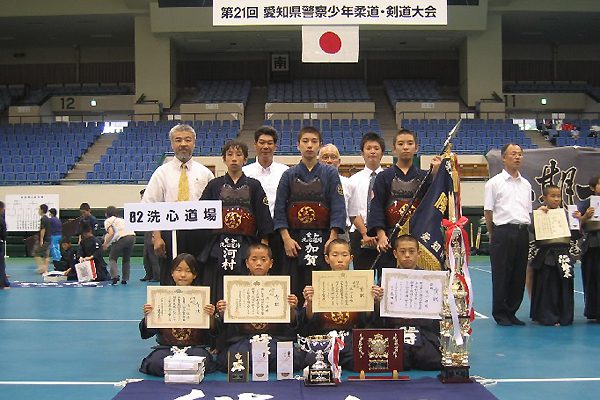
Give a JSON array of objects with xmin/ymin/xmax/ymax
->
[{"xmin": 0, "ymin": 256, "xmax": 599, "ymax": 400}]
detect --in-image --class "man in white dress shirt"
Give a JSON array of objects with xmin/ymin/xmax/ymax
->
[
  {"xmin": 242, "ymin": 126, "xmax": 289, "ymax": 217},
  {"xmin": 484, "ymin": 143, "xmax": 532, "ymax": 326},
  {"xmin": 243, "ymin": 126, "xmax": 289, "ymax": 273},
  {"xmin": 142, "ymin": 123, "xmax": 214, "ymax": 284},
  {"xmin": 318, "ymin": 143, "xmax": 352, "ymax": 240},
  {"xmin": 348, "ymin": 132, "xmax": 385, "ymax": 270}
]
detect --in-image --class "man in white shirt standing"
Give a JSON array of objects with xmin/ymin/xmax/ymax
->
[
  {"xmin": 348, "ymin": 132, "xmax": 385, "ymax": 270},
  {"xmin": 243, "ymin": 126, "xmax": 289, "ymax": 272},
  {"xmin": 242, "ymin": 126, "xmax": 289, "ymax": 217},
  {"xmin": 142, "ymin": 123, "xmax": 214, "ymax": 284},
  {"xmin": 484, "ymin": 143, "xmax": 532, "ymax": 326},
  {"xmin": 318, "ymin": 143, "xmax": 352, "ymax": 240}
]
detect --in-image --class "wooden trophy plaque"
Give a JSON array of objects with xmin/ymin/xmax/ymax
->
[{"xmin": 349, "ymin": 329, "xmax": 409, "ymax": 381}]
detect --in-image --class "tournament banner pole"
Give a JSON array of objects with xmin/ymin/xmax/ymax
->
[
  {"xmin": 369, "ymin": 119, "xmax": 462, "ymax": 271},
  {"xmin": 171, "ymin": 230, "xmax": 178, "ymax": 260}
]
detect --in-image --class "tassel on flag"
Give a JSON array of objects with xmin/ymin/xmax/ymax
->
[{"xmin": 302, "ymin": 25, "xmax": 359, "ymax": 63}]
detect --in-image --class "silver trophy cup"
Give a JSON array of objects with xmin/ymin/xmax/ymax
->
[{"xmin": 297, "ymin": 332, "xmax": 347, "ymax": 386}]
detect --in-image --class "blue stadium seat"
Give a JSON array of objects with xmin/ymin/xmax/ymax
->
[{"xmin": 132, "ymin": 171, "xmax": 142, "ymax": 181}]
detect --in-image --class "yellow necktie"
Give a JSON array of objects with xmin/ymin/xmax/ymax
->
[{"xmin": 178, "ymin": 164, "xmax": 189, "ymax": 201}]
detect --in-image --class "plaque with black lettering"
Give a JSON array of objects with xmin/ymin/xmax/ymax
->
[
  {"xmin": 227, "ymin": 351, "xmax": 249, "ymax": 382},
  {"xmin": 349, "ymin": 329, "xmax": 408, "ymax": 381}
]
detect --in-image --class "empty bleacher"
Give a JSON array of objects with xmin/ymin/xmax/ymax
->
[
  {"xmin": 0, "ymin": 122, "xmax": 102, "ymax": 185},
  {"xmin": 86, "ymin": 120, "xmax": 240, "ymax": 183},
  {"xmin": 267, "ymin": 79, "xmax": 370, "ymax": 103},
  {"xmin": 384, "ymin": 79, "xmax": 443, "ymax": 105},
  {"xmin": 263, "ymin": 118, "xmax": 382, "ymax": 154},
  {"xmin": 196, "ymin": 80, "xmax": 251, "ymax": 105},
  {"xmin": 401, "ymin": 118, "xmax": 536, "ymax": 154}
]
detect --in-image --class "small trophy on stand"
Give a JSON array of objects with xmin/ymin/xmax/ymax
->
[
  {"xmin": 439, "ymin": 213, "xmax": 474, "ymax": 383},
  {"xmin": 297, "ymin": 331, "xmax": 348, "ymax": 386}
]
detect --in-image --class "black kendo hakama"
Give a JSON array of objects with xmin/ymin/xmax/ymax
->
[
  {"xmin": 579, "ymin": 198, "xmax": 600, "ymax": 321},
  {"xmin": 530, "ymin": 232, "xmax": 575, "ymax": 326},
  {"xmin": 199, "ymin": 174, "xmax": 273, "ymax": 303}
]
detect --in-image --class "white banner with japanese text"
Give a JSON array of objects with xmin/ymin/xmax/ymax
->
[
  {"xmin": 213, "ymin": 0, "xmax": 447, "ymax": 26},
  {"xmin": 124, "ymin": 200, "xmax": 223, "ymax": 232}
]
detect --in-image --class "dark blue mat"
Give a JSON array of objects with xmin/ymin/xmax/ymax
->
[{"xmin": 112, "ymin": 376, "xmax": 498, "ymax": 400}]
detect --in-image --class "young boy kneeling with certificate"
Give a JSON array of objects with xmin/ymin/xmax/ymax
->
[
  {"xmin": 301, "ymin": 239, "xmax": 381, "ymax": 371},
  {"xmin": 215, "ymin": 243, "xmax": 303, "ymax": 372},
  {"xmin": 140, "ymin": 254, "xmax": 219, "ymax": 376},
  {"xmin": 372, "ymin": 234, "xmax": 442, "ymax": 370}
]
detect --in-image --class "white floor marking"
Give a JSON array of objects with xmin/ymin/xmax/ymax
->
[
  {"xmin": 0, "ymin": 318, "xmax": 138, "ymax": 322},
  {"xmin": 492, "ymin": 377, "xmax": 600, "ymax": 383},
  {"xmin": 0, "ymin": 381, "xmax": 118, "ymax": 385}
]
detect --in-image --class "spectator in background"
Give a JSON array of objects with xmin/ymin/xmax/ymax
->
[
  {"xmin": 140, "ymin": 189, "xmax": 160, "ymax": 282},
  {"xmin": 102, "ymin": 206, "xmax": 136, "ymax": 285},
  {"xmin": 0, "ymin": 201, "xmax": 9, "ymax": 289},
  {"xmin": 48, "ymin": 208, "xmax": 62, "ymax": 261},
  {"xmin": 33, "ymin": 204, "xmax": 51, "ymax": 274},
  {"xmin": 78, "ymin": 222, "xmax": 109, "ymax": 282},
  {"xmin": 75, "ymin": 202, "xmax": 99, "ymax": 237},
  {"xmin": 53, "ymin": 237, "xmax": 77, "ymax": 281},
  {"xmin": 318, "ymin": 143, "xmax": 352, "ymax": 241},
  {"xmin": 348, "ymin": 132, "xmax": 385, "ymax": 271}
]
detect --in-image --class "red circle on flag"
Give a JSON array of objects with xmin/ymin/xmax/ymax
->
[{"xmin": 319, "ymin": 32, "xmax": 342, "ymax": 54}]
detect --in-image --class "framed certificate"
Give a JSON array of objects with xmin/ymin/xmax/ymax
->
[
  {"xmin": 380, "ymin": 268, "xmax": 448, "ymax": 320},
  {"xmin": 223, "ymin": 276, "xmax": 291, "ymax": 323},
  {"xmin": 312, "ymin": 270, "xmax": 374, "ymax": 313},
  {"xmin": 533, "ymin": 208, "xmax": 571, "ymax": 241},
  {"xmin": 146, "ymin": 286, "xmax": 211, "ymax": 329}
]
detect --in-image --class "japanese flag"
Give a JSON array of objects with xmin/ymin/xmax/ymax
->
[{"xmin": 302, "ymin": 25, "xmax": 359, "ymax": 63}]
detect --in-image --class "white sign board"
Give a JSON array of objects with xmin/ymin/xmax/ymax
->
[
  {"xmin": 380, "ymin": 268, "xmax": 447, "ymax": 320},
  {"xmin": 123, "ymin": 201, "xmax": 223, "ymax": 232},
  {"xmin": 4, "ymin": 194, "xmax": 59, "ymax": 232},
  {"xmin": 213, "ymin": 0, "xmax": 447, "ymax": 26}
]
